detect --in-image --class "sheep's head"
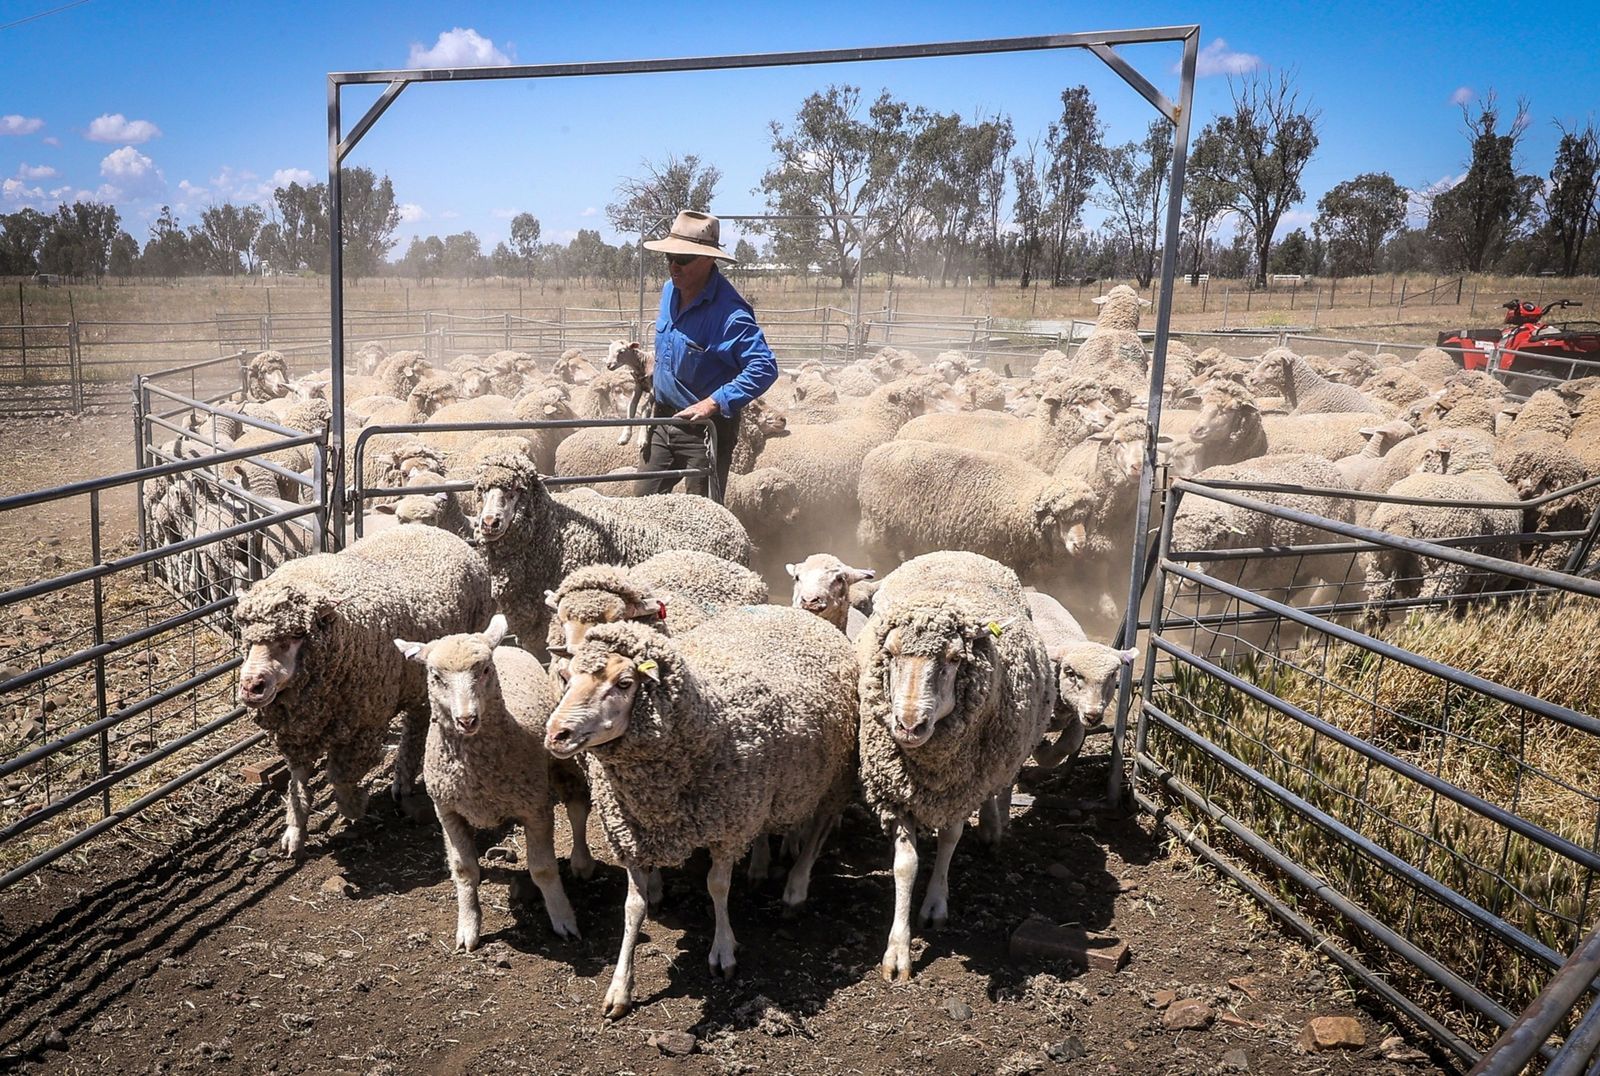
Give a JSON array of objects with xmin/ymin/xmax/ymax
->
[
  {"xmin": 554, "ymin": 348, "xmax": 599, "ymax": 385},
  {"xmin": 411, "ymin": 374, "xmax": 460, "ymax": 416},
  {"xmin": 1040, "ymin": 378, "xmax": 1117, "ymax": 433},
  {"xmin": 521, "ymin": 384, "xmax": 575, "ymax": 421},
  {"xmin": 1247, "ymin": 350, "xmax": 1292, "ymax": 397},
  {"xmin": 785, "ymin": 553, "xmax": 874, "ymax": 630},
  {"xmin": 793, "ymin": 375, "xmax": 838, "ymax": 405},
  {"xmin": 1356, "ymin": 420, "xmax": 1416, "ymax": 456},
  {"xmin": 1087, "ymin": 416, "xmax": 1160, "ymax": 482},
  {"xmin": 545, "ymin": 622, "xmax": 678, "ymax": 758},
  {"xmin": 730, "ymin": 468, "xmax": 799, "ymax": 525},
  {"xmin": 236, "ymin": 577, "xmax": 342, "ymax": 708},
  {"xmin": 1033, "ymin": 478, "xmax": 1095, "ymax": 556},
  {"xmin": 872, "ymin": 604, "xmax": 999, "ymax": 748},
  {"xmin": 248, "ymin": 352, "xmax": 292, "ymax": 399},
  {"xmin": 746, "ymin": 398, "xmax": 789, "ymax": 437},
  {"xmin": 457, "ymin": 366, "xmax": 495, "ymax": 399},
  {"xmin": 543, "ymin": 566, "xmax": 666, "ymax": 655},
  {"xmin": 1053, "ymin": 642, "xmax": 1138, "ymax": 729},
  {"xmin": 355, "ymin": 342, "xmax": 388, "ymax": 375},
  {"xmin": 1188, "ymin": 382, "xmax": 1260, "ymax": 446},
  {"xmin": 1091, "ymin": 285, "xmax": 1151, "ymax": 331},
  {"xmin": 472, "ymin": 453, "xmax": 542, "ymax": 542},
  {"xmin": 394, "ymin": 615, "xmax": 508, "ymax": 737},
  {"xmin": 605, "ymin": 340, "xmax": 646, "ymax": 377}
]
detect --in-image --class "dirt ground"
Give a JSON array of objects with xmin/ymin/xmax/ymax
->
[{"xmin": 0, "ymin": 754, "xmax": 1454, "ymax": 1076}]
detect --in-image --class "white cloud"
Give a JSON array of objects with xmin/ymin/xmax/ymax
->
[
  {"xmin": 1450, "ymin": 86, "xmax": 1473, "ymax": 107},
  {"xmin": 490, "ymin": 207, "xmax": 517, "ymax": 220},
  {"xmin": 2, "ymin": 177, "xmax": 45, "ymax": 202},
  {"xmin": 397, "ymin": 203, "xmax": 426, "ymax": 223},
  {"xmin": 1, "ymin": 115, "xmax": 45, "ymax": 136},
  {"xmin": 1192, "ymin": 38, "xmax": 1261, "ymax": 78},
  {"xmin": 1272, "ymin": 209, "xmax": 1315, "ymax": 239},
  {"xmin": 407, "ymin": 27, "xmax": 511, "ymax": 69},
  {"xmin": 42, "ymin": 136, "xmax": 59, "ymax": 146},
  {"xmin": 270, "ymin": 167, "xmax": 314, "ymax": 187},
  {"xmin": 1406, "ymin": 173, "xmax": 1461, "ymax": 224},
  {"xmin": 86, "ymin": 113, "xmax": 162, "ymax": 144},
  {"xmin": 439, "ymin": 209, "xmax": 461, "ymax": 220},
  {"xmin": 48, "ymin": 184, "xmax": 71, "ymax": 199},
  {"xmin": 101, "ymin": 145, "xmax": 154, "ymax": 178},
  {"xmin": 18, "ymin": 162, "xmax": 56, "ymax": 180},
  {"xmin": 580, "ymin": 206, "xmax": 598, "ymax": 218}
]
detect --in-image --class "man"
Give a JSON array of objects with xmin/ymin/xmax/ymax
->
[{"xmin": 637, "ymin": 210, "xmax": 777, "ymax": 500}]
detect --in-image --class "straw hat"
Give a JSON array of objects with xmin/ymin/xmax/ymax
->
[{"xmin": 643, "ymin": 210, "xmax": 735, "ymax": 262}]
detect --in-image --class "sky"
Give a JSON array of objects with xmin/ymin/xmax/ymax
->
[{"xmin": 2, "ymin": 0, "xmax": 1597, "ymax": 256}]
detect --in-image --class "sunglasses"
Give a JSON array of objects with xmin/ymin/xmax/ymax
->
[{"xmin": 665, "ymin": 253, "xmax": 701, "ymax": 267}]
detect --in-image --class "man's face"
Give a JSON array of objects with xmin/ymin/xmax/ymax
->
[{"xmin": 668, "ymin": 253, "xmax": 714, "ymax": 291}]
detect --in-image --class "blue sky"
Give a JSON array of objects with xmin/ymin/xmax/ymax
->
[{"xmin": 2, "ymin": 0, "xmax": 1597, "ymax": 254}]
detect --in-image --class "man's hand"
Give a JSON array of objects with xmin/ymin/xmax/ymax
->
[{"xmin": 673, "ymin": 398, "xmax": 721, "ymax": 422}]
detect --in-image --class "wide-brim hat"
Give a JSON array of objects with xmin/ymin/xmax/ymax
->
[{"xmin": 643, "ymin": 210, "xmax": 736, "ymax": 262}]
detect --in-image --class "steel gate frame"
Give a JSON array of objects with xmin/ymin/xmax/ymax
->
[{"xmin": 324, "ymin": 26, "xmax": 1201, "ymax": 549}]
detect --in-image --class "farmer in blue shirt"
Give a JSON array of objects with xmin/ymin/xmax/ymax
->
[{"xmin": 638, "ymin": 210, "xmax": 778, "ymax": 500}]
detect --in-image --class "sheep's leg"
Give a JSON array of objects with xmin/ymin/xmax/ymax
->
[
  {"xmin": 881, "ymin": 820, "xmax": 918, "ymax": 982},
  {"xmin": 564, "ymin": 797, "xmax": 596, "ymax": 880},
  {"xmin": 279, "ymin": 759, "xmax": 312, "ymax": 858},
  {"xmin": 603, "ymin": 863, "xmax": 651, "ymax": 1020},
  {"xmin": 392, "ymin": 708, "xmax": 431, "ymax": 820},
  {"xmin": 919, "ymin": 820, "xmax": 963, "ymax": 929},
  {"xmin": 437, "ymin": 806, "xmax": 482, "ymax": 952},
  {"xmin": 646, "ymin": 867, "xmax": 664, "ymax": 913},
  {"xmin": 747, "ymin": 835, "xmax": 772, "ymax": 885},
  {"xmin": 978, "ymin": 785, "xmax": 1012, "ymax": 846},
  {"xmin": 522, "ymin": 810, "xmax": 579, "ymax": 939},
  {"xmin": 706, "ymin": 852, "xmax": 737, "ymax": 979},
  {"xmin": 1032, "ymin": 722, "xmax": 1087, "ymax": 769},
  {"xmin": 781, "ymin": 813, "xmax": 833, "ymax": 914},
  {"xmin": 327, "ymin": 767, "xmax": 370, "ymax": 823}
]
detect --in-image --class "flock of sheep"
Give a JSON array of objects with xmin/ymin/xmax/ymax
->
[{"xmin": 133, "ymin": 281, "xmax": 1600, "ymax": 1017}]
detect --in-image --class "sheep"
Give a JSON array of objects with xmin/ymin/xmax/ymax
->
[
  {"xmin": 786, "ymin": 553, "xmax": 875, "ymax": 639},
  {"xmin": 366, "ymin": 374, "xmax": 460, "ymax": 428},
  {"xmin": 226, "ymin": 398, "xmax": 331, "ymax": 503},
  {"xmin": 418, "ymin": 394, "xmax": 516, "ymax": 459},
  {"xmin": 1263, "ymin": 411, "xmax": 1393, "ymax": 461},
  {"xmin": 470, "ymin": 452, "xmax": 752, "ymax": 646},
  {"xmin": 1359, "ymin": 366, "xmax": 1431, "ymax": 408},
  {"xmin": 1265, "ymin": 351, "xmax": 1386, "ymax": 416},
  {"xmin": 1163, "ymin": 380, "xmax": 1267, "ymax": 478},
  {"xmin": 831, "ymin": 362, "xmax": 882, "ymax": 397},
  {"xmin": 1406, "ymin": 347, "xmax": 1459, "ymax": 389},
  {"xmin": 1493, "ymin": 433, "xmax": 1596, "ymax": 569},
  {"xmin": 1022, "ymin": 589, "xmax": 1138, "ymax": 768},
  {"xmin": 1405, "ymin": 383, "xmax": 1499, "ymax": 435},
  {"xmin": 1325, "ymin": 350, "xmax": 1380, "ymax": 386},
  {"xmin": 354, "ymin": 340, "xmax": 388, "ymax": 376},
  {"xmin": 724, "ymin": 467, "xmax": 800, "ymax": 569},
  {"xmin": 235, "ymin": 526, "xmax": 495, "ymax": 857},
  {"xmin": 855, "ymin": 551, "xmax": 1053, "ymax": 981},
  {"xmin": 348, "ymin": 394, "xmax": 403, "ymax": 422},
  {"xmin": 394, "ymin": 614, "xmax": 590, "ymax": 949},
  {"xmin": 857, "ymin": 440, "xmax": 1094, "ymax": 578},
  {"xmin": 1333, "ymin": 419, "xmax": 1418, "ymax": 489},
  {"xmin": 372, "ymin": 350, "xmax": 433, "ymax": 400},
  {"xmin": 954, "ymin": 367, "xmax": 1007, "ymax": 411},
  {"xmin": 1506, "ymin": 389, "xmax": 1577, "ymax": 440},
  {"xmin": 544, "ymin": 551, "xmax": 767, "ymax": 653},
  {"xmin": 544, "ymin": 607, "xmax": 858, "ymax": 1017},
  {"xmin": 897, "ymin": 375, "xmax": 1125, "ymax": 470},
  {"xmin": 553, "ymin": 347, "xmax": 600, "ymax": 385},
  {"xmin": 246, "ymin": 351, "xmax": 292, "ymax": 400},
  {"xmin": 1361, "ymin": 445, "xmax": 1523, "ymax": 618},
  {"xmin": 503, "ymin": 384, "xmax": 580, "ymax": 473}
]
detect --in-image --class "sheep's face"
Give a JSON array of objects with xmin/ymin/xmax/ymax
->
[
  {"xmin": 739, "ymin": 469, "xmax": 800, "ymax": 525},
  {"xmin": 605, "ymin": 340, "xmax": 644, "ymax": 374},
  {"xmin": 238, "ymin": 636, "xmax": 306, "ymax": 708},
  {"xmin": 1189, "ymin": 394, "xmax": 1257, "ymax": 446},
  {"xmin": 476, "ymin": 485, "xmax": 520, "ymax": 541},
  {"xmin": 1034, "ymin": 484, "xmax": 1092, "ymax": 556},
  {"xmin": 395, "ymin": 617, "xmax": 507, "ymax": 737},
  {"xmin": 786, "ymin": 555, "xmax": 874, "ymax": 630},
  {"xmin": 458, "ymin": 368, "xmax": 494, "ymax": 399},
  {"xmin": 555, "ymin": 353, "xmax": 599, "ymax": 385},
  {"xmin": 1054, "ymin": 643, "xmax": 1137, "ymax": 729},
  {"xmin": 544, "ymin": 587, "xmax": 664, "ymax": 656},
  {"xmin": 880, "ymin": 627, "xmax": 964, "ymax": 748},
  {"xmin": 546, "ymin": 653, "xmax": 646, "ymax": 757}
]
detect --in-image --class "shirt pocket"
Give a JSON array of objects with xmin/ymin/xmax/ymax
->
[{"xmin": 677, "ymin": 335, "xmax": 736, "ymax": 390}]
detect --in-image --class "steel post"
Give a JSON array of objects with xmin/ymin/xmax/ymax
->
[{"xmin": 326, "ymin": 76, "xmax": 347, "ymax": 550}]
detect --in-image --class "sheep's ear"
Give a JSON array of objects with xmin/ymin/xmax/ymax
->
[
  {"xmin": 543, "ymin": 589, "xmax": 559, "ymax": 611},
  {"xmin": 882, "ymin": 627, "xmax": 902, "ymax": 655},
  {"xmin": 315, "ymin": 597, "xmax": 343, "ymax": 624},
  {"xmin": 483, "ymin": 614, "xmax": 508, "ymax": 648},
  {"xmin": 374, "ymin": 503, "xmax": 397, "ymax": 516},
  {"xmin": 1138, "ymin": 296, "xmax": 1152, "ymax": 307},
  {"xmin": 843, "ymin": 566, "xmax": 875, "ymax": 584},
  {"xmin": 394, "ymin": 638, "xmax": 427, "ymax": 663},
  {"xmin": 784, "ymin": 562, "xmax": 799, "ymax": 579},
  {"xmin": 625, "ymin": 593, "xmax": 666, "ymax": 622},
  {"xmin": 432, "ymin": 491, "xmax": 449, "ymax": 504},
  {"xmin": 1118, "ymin": 647, "xmax": 1140, "ymax": 666},
  {"xmin": 1358, "ymin": 427, "xmax": 1379, "ymax": 437}
]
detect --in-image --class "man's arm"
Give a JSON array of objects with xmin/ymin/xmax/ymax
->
[{"xmin": 708, "ymin": 309, "xmax": 778, "ymax": 417}]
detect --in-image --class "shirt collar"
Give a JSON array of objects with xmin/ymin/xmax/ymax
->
[{"xmin": 671, "ymin": 267, "xmax": 723, "ymax": 316}]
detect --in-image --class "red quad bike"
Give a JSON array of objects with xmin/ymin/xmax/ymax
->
[{"xmin": 1438, "ymin": 300, "xmax": 1600, "ymax": 393}]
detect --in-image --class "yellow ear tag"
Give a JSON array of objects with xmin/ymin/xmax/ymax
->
[
  {"xmin": 987, "ymin": 621, "xmax": 1004, "ymax": 638},
  {"xmin": 636, "ymin": 659, "xmax": 658, "ymax": 675}
]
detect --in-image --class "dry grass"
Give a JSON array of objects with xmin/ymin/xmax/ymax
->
[{"xmin": 1149, "ymin": 595, "xmax": 1600, "ymax": 1045}]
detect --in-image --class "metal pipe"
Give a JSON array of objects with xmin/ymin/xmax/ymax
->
[
  {"xmin": 1471, "ymin": 924, "xmax": 1600, "ymax": 1075},
  {"xmin": 327, "ymin": 75, "xmax": 346, "ymax": 550},
  {"xmin": 1112, "ymin": 24, "xmax": 1197, "ymax": 805},
  {"xmin": 1542, "ymin": 991, "xmax": 1600, "ymax": 1076}
]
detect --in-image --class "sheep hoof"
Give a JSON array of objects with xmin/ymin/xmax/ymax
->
[
  {"xmin": 879, "ymin": 959, "xmax": 912, "ymax": 983},
  {"xmin": 548, "ymin": 914, "xmax": 581, "ymax": 940},
  {"xmin": 602, "ymin": 989, "xmax": 632, "ymax": 1021},
  {"xmin": 279, "ymin": 828, "xmax": 305, "ymax": 859},
  {"xmin": 569, "ymin": 856, "xmax": 596, "ymax": 881},
  {"xmin": 708, "ymin": 942, "xmax": 737, "ymax": 979},
  {"xmin": 456, "ymin": 932, "xmax": 480, "ymax": 953},
  {"xmin": 780, "ymin": 900, "xmax": 802, "ymax": 920}
]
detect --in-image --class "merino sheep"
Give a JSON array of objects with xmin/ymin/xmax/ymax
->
[
  {"xmin": 394, "ymin": 615, "xmax": 590, "ymax": 948},
  {"xmin": 1023, "ymin": 589, "xmax": 1137, "ymax": 767},
  {"xmin": 553, "ymin": 347, "xmax": 600, "ymax": 385},
  {"xmin": 367, "ymin": 374, "xmax": 460, "ymax": 428},
  {"xmin": 544, "ymin": 550, "xmax": 767, "ymax": 653},
  {"xmin": 471, "ymin": 452, "xmax": 752, "ymax": 646},
  {"xmin": 235, "ymin": 526, "xmax": 495, "ymax": 857},
  {"xmin": 858, "ymin": 440, "xmax": 1095, "ymax": 577},
  {"xmin": 786, "ymin": 552, "xmax": 875, "ymax": 639},
  {"xmin": 545, "ymin": 607, "xmax": 858, "ymax": 1017},
  {"xmin": 1360, "ymin": 366, "xmax": 1431, "ymax": 408},
  {"xmin": 1333, "ymin": 419, "xmax": 1418, "ymax": 489},
  {"xmin": 856, "ymin": 551, "xmax": 1053, "ymax": 981},
  {"xmin": 1506, "ymin": 389, "xmax": 1577, "ymax": 440},
  {"xmin": 1265, "ymin": 351, "xmax": 1386, "ymax": 415},
  {"xmin": 1164, "ymin": 380, "xmax": 1267, "ymax": 478},
  {"xmin": 1263, "ymin": 411, "xmax": 1394, "ymax": 461},
  {"xmin": 246, "ymin": 351, "xmax": 292, "ymax": 400},
  {"xmin": 1493, "ymin": 433, "xmax": 1596, "ymax": 569},
  {"xmin": 898, "ymin": 376, "xmax": 1125, "ymax": 471}
]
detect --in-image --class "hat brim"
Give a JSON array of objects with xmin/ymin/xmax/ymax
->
[{"xmin": 643, "ymin": 236, "xmax": 736, "ymax": 263}]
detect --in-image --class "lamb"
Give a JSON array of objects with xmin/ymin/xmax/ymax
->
[
  {"xmin": 544, "ymin": 607, "xmax": 858, "ymax": 1017},
  {"xmin": 1163, "ymin": 380, "xmax": 1267, "ymax": 478},
  {"xmin": 235, "ymin": 526, "xmax": 495, "ymax": 857},
  {"xmin": 786, "ymin": 553, "xmax": 875, "ymax": 640},
  {"xmin": 1333, "ymin": 419, "xmax": 1418, "ymax": 489},
  {"xmin": 1022, "ymin": 589, "xmax": 1138, "ymax": 767},
  {"xmin": 470, "ymin": 452, "xmax": 752, "ymax": 646},
  {"xmin": 855, "ymin": 551, "xmax": 1053, "ymax": 981},
  {"xmin": 857, "ymin": 440, "xmax": 1095, "ymax": 578},
  {"xmin": 544, "ymin": 551, "xmax": 768, "ymax": 653},
  {"xmin": 1266, "ymin": 351, "xmax": 1386, "ymax": 415},
  {"xmin": 394, "ymin": 615, "xmax": 591, "ymax": 949}
]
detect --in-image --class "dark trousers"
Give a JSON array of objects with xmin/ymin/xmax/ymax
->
[{"xmin": 638, "ymin": 400, "xmax": 738, "ymax": 501}]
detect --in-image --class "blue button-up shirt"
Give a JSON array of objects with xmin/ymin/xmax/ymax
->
[{"xmin": 653, "ymin": 269, "xmax": 777, "ymax": 417}]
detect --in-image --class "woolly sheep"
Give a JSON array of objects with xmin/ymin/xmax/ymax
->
[
  {"xmin": 372, "ymin": 350, "xmax": 433, "ymax": 400},
  {"xmin": 855, "ymin": 551, "xmax": 1053, "ymax": 981},
  {"xmin": 1163, "ymin": 380, "xmax": 1267, "ymax": 478},
  {"xmin": 897, "ymin": 375, "xmax": 1125, "ymax": 470},
  {"xmin": 1493, "ymin": 433, "xmax": 1595, "ymax": 570},
  {"xmin": 354, "ymin": 340, "xmax": 388, "ymax": 376},
  {"xmin": 235, "ymin": 526, "xmax": 495, "ymax": 857},
  {"xmin": 544, "ymin": 551, "xmax": 767, "ymax": 653},
  {"xmin": 857, "ymin": 440, "xmax": 1095, "ymax": 577},
  {"xmin": 1506, "ymin": 389, "xmax": 1577, "ymax": 440},
  {"xmin": 1360, "ymin": 366, "xmax": 1431, "ymax": 408},
  {"xmin": 471, "ymin": 452, "xmax": 752, "ymax": 646},
  {"xmin": 1265, "ymin": 351, "xmax": 1385, "ymax": 416},
  {"xmin": 1333, "ymin": 419, "xmax": 1417, "ymax": 489},
  {"xmin": 545, "ymin": 607, "xmax": 858, "ymax": 1017},
  {"xmin": 366, "ymin": 374, "xmax": 460, "ymax": 428},
  {"xmin": 1262, "ymin": 411, "xmax": 1392, "ymax": 461},
  {"xmin": 724, "ymin": 467, "xmax": 800, "ymax": 571},
  {"xmin": 246, "ymin": 351, "xmax": 292, "ymax": 401},
  {"xmin": 553, "ymin": 347, "xmax": 600, "ymax": 385},
  {"xmin": 786, "ymin": 553, "xmax": 875, "ymax": 639},
  {"xmin": 1406, "ymin": 348, "xmax": 1459, "ymax": 389},
  {"xmin": 1022, "ymin": 589, "xmax": 1138, "ymax": 768},
  {"xmin": 394, "ymin": 615, "xmax": 590, "ymax": 948}
]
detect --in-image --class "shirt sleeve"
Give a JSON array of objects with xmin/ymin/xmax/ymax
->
[{"xmin": 710, "ymin": 308, "xmax": 778, "ymax": 417}]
